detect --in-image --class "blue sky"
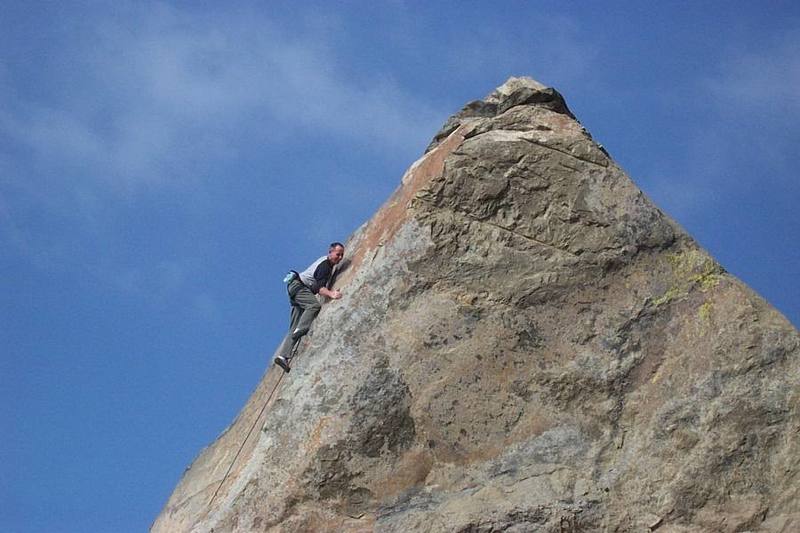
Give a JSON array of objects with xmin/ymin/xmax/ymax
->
[{"xmin": 2, "ymin": 2, "xmax": 798, "ymax": 531}]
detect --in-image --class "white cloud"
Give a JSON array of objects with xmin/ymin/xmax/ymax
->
[
  {"xmin": 701, "ymin": 30, "xmax": 800, "ymax": 177},
  {"xmin": 1, "ymin": 2, "xmax": 441, "ymax": 194},
  {"xmin": 642, "ymin": 28, "xmax": 800, "ymax": 224},
  {"xmin": 93, "ymin": 256, "xmax": 219, "ymax": 319},
  {"xmin": 706, "ymin": 31, "xmax": 800, "ymax": 116},
  {"xmin": 0, "ymin": 1, "xmax": 447, "ymax": 297}
]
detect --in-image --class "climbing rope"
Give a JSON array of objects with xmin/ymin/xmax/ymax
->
[{"xmin": 207, "ymin": 354, "xmax": 291, "ymax": 508}]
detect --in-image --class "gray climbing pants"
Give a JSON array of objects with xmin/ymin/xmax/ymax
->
[{"xmin": 279, "ymin": 278, "xmax": 321, "ymax": 359}]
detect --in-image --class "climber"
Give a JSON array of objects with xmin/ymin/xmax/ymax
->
[{"xmin": 274, "ymin": 242, "xmax": 345, "ymax": 372}]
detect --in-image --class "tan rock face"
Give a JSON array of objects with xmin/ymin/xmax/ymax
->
[{"xmin": 153, "ymin": 77, "xmax": 800, "ymax": 532}]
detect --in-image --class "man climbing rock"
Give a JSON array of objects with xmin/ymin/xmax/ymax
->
[{"xmin": 274, "ymin": 242, "xmax": 344, "ymax": 372}]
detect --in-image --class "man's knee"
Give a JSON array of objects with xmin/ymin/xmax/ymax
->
[
  {"xmin": 292, "ymin": 321, "xmax": 315, "ymax": 339},
  {"xmin": 301, "ymin": 299, "xmax": 321, "ymax": 314}
]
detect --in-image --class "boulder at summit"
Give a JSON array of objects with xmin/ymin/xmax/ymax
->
[{"xmin": 153, "ymin": 77, "xmax": 799, "ymax": 532}]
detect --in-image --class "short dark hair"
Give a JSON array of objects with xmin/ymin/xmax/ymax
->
[{"xmin": 329, "ymin": 242, "xmax": 344, "ymax": 250}]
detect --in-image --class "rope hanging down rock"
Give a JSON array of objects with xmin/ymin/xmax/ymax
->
[{"xmin": 207, "ymin": 364, "xmax": 287, "ymax": 508}]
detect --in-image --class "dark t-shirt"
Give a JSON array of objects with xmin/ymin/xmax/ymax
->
[{"xmin": 298, "ymin": 255, "xmax": 335, "ymax": 294}]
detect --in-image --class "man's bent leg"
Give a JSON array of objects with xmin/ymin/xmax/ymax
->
[
  {"xmin": 288, "ymin": 303, "xmax": 302, "ymax": 335},
  {"xmin": 291, "ymin": 285, "xmax": 321, "ymax": 340},
  {"xmin": 277, "ymin": 304, "xmax": 303, "ymax": 360},
  {"xmin": 275, "ymin": 281, "xmax": 320, "ymax": 371}
]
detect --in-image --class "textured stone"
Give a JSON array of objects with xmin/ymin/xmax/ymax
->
[{"xmin": 153, "ymin": 77, "xmax": 800, "ymax": 532}]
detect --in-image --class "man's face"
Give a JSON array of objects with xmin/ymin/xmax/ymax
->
[{"xmin": 328, "ymin": 245, "xmax": 345, "ymax": 265}]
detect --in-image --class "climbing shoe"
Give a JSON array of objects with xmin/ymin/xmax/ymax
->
[{"xmin": 274, "ymin": 355, "xmax": 291, "ymax": 373}]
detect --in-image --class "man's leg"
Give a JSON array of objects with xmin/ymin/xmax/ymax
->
[
  {"xmin": 288, "ymin": 303, "xmax": 303, "ymax": 339},
  {"xmin": 275, "ymin": 281, "xmax": 320, "ymax": 370},
  {"xmin": 276, "ymin": 303, "xmax": 302, "ymax": 361},
  {"xmin": 289, "ymin": 284, "xmax": 321, "ymax": 341}
]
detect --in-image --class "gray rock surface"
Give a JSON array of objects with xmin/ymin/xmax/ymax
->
[{"xmin": 152, "ymin": 77, "xmax": 799, "ymax": 532}]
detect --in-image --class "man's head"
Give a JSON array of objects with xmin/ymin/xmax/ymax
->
[{"xmin": 328, "ymin": 242, "xmax": 345, "ymax": 265}]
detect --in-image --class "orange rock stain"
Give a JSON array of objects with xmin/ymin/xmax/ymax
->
[{"xmin": 335, "ymin": 124, "xmax": 472, "ymax": 288}]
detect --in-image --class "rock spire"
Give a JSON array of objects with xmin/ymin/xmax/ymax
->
[{"xmin": 153, "ymin": 77, "xmax": 799, "ymax": 532}]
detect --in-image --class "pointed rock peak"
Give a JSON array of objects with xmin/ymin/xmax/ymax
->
[
  {"xmin": 426, "ymin": 76, "xmax": 573, "ymax": 152},
  {"xmin": 495, "ymin": 75, "xmax": 549, "ymax": 92},
  {"xmin": 486, "ymin": 75, "xmax": 571, "ymax": 114},
  {"xmin": 486, "ymin": 75, "xmax": 551, "ymax": 105}
]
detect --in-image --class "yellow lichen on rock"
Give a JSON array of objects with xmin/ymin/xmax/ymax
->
[
  {"xmin": 698, "ymin": 301, "xmax": 713, "ymax": 322},
  {"xmin": 653, "ymin": 248, "xmax": 724, "ymax": 307}
]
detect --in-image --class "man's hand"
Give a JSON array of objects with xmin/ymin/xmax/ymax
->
[{"xmin": 320, "ymin": 287, "xmax": 343, "ymax": 300}]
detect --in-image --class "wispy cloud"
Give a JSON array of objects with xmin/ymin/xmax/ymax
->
[
  {"xmin": 641, "ymin": 27, "xmax": 800, "ymax": 223},
  {"xmin": 93, "ymin": 257, "xmax": 219, "ymax": 320},
  {"xmin": 0, "ymin": 2, "xmax": 441, "ymax": 194},
  {"xmin": 0, "ymin": 1, "xmax": 444, "ymax": 302},
  {"xmin": 706, "ymin": 31, "xmax": 800, "ymax": 116},
  {"xmin": 702, "ymin": 29, "xmax": 800, "ymax": 178}
]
